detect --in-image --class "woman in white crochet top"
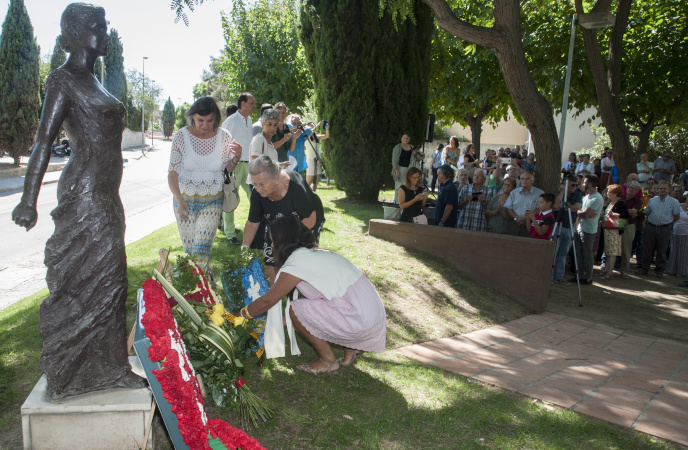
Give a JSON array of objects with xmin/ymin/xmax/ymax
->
[{"xmin": 168, "ymin": 97, "xmax": 241, "ymax": 278}]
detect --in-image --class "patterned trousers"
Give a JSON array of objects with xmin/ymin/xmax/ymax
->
[{"xmin": 174, "ymin": 192, "xmax": 223, "ymax": 274}]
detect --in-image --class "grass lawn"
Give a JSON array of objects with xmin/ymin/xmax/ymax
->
[{"xmin": 0, "ymin": 184, "xmax": 676, "ymax": 449}]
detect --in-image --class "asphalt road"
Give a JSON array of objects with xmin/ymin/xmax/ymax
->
[{"xmin": 0, "ymin": 140, "xmax": 175, "ymax": 310}]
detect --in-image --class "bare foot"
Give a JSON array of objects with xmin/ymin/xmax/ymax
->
[
  {"xmin": 339, "ymin": 349, "xmax": 364, "ymax": 366},
  {"xmin": 296, "ymin": 358, "xmax": 339, "ymax": 375}
]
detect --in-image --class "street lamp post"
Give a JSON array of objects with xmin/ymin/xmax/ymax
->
[
  {"xmin": 141, "ymin": 56, "xmax": 148, "ymax": 150},
  {"xmin": 558, "ymin": 12, "xmax": 615, "ymax": 153},
  {"xmin": 150, "ymin": 80, "xmax": 156, "ymax": 147}
]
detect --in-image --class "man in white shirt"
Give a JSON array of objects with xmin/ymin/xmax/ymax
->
[
  {"xmin": 599, "ymin": 147, "xmax": 615, "ymax": 191},
  {"xmin": 504, "ymin": 171, "xmax": 545, "ymax": 237},
  {"xmin": 221, "ymin": 92, "xmax": 255, "ymax": 244},
  {"xmin": 571, "ymin": 174, "xmax": 604, "ymax": 285},
  {"xmin": 575, "ymin": 154, "xmax": 594, "ymax": 176}
]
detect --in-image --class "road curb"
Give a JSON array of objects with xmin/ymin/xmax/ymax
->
[{"xmin": 0, "ymin": 178, "xmax": 60, "ymax": 194}]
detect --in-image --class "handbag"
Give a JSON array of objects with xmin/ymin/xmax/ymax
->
[
  {"xmin": 412, "ymin": 214, "xmax": 428, "ymax": 225},
  {"xmin": 222, "ymin": 170, "xmax": 240, "ymax": 213},
  {"xmin": 603, "ymin": 215, "xmax": 626, "ymax": 230}
]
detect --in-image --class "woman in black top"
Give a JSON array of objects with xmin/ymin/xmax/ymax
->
[
  {"xmin": 242, "ymin": 156, "xmax": 323, "ymax": 282},
  {"xmin": 398, "ymin": 167, "xmax": 429, "ymax": 222},
  {"xmin": 391, "ymin": 132, "xmax": 421, "ymax": 203},
  {"xmin": 462, "ymin": 143, "xmax": 481, "ymax": 178}
]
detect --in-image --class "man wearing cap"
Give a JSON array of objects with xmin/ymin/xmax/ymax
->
[{"xmin": 652, "ymin": 152, "xmax": 677, "ymax": 183}]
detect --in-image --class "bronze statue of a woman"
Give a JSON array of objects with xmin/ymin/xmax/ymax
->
[{"xmin": 12, "ymin": 3, "xmax": 144, "ymax": 398}]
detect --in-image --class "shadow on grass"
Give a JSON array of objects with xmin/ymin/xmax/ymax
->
[
  {"xmin": 0, "ymin": 293, "xmax": 44, "ymax": 447},
  {"xmin": 330, "ymin": 198, "xmax": 383, "ymax": 232}
]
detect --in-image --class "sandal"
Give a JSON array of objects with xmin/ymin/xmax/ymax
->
[
  {"xmin": 296, "ymin": 358, "xmax": 340, "ymax": 375},
  {"xmin": 337, "ymin": 350, "xmax": 364, "ymax": 367}
]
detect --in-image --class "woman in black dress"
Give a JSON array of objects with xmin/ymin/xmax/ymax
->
[
  {"xmin": 241, "ymin": 156, "xmax": 324, "ymax": 283},
  {"xmin": 12, "ymin": 3, "xmax": 144, "ymax": 398},
  {"xmin": 398, "ymin": 167, "xmax": 429, "ymax": 223}
]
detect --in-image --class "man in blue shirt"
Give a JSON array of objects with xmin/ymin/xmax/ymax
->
[
  {"xmin": 435, "ymin": 165, "xmax": 458, "ymax": 227},
  {"xmin": 639, "ymin": 180, "xmax": 681, "ymax": 277},
  {"xmin": 287, "ymin": 114, "xmax": 315, "ymax": 173}
]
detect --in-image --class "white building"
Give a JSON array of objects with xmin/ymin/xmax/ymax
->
[{"xmin": 444, "ymin": 108, "xmax": 601, "ymax": 156}]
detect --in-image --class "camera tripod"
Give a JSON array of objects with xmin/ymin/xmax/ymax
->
[
  {"xmin": 550, "ymin": 178, "xmax": 583, "ymax": 307},
  {"xmin": 305, "ymin": 129, "xmax": 327, "ymax": 191}
]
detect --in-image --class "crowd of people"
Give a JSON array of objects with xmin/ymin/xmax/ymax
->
[{"xmin": 395, "ymin": 135, "xmax": 688, "ymax": 288}]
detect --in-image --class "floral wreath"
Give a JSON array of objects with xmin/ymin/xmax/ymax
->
[{"xmin": 141, "ymin": 278, "xmax": 266, "ymax": 450}]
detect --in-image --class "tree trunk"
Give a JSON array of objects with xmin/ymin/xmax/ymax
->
[
  {"xmin": 466, "ymin": 116, "xmax": 481, "ymax": 159},
  {"xmin": 465, "ymin": 102, "xmax": 493, "ymax": 159},
  {"xmin": 575, "ymin": 0, "xmax": 635, "ymax": 182},
  {"xmin": 630, "ymin": 114, "xmax": 655, "ymax": 162},
  {"xmin": 423, "ymin": 0, "xmax": 561, "ymax": 193}
]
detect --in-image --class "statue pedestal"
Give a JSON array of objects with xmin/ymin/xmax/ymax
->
[{"xmin": 21, "ymin": 357, "xmax": 153, "ymax": 450}]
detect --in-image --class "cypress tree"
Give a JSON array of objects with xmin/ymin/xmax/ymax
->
[
  {"xmin": 49, "ymin": 36, "xmax": 66, "ymax": 71},
  {"xmin": 103, "ymin": 29, "xmax": 127, "ymax": 104},
  {"xmin": 0, "ymin": 0, "xmax": 41, "ymax": 166},
  {"xmin": 94, "ymin": 57, "xmax": 103, "ymax": 83},
  {"xmin": 126, "ymin": 94, "xmax": 141, "ymax": 131},
  {"xmin": 300, "ymin": 1, "xmax": 433, "ymax": 199},
  {"xmin": 162, "ymin": 97, "xmax": 175, "ymax": 138}
]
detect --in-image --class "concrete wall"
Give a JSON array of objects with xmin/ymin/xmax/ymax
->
[
  {"xmin": 368, "ymin": 219, "xmax": 553, "ymax": 313},
  {"xmin": 122, "ymin": 128, "xmax": 144, "ymax": 150}
]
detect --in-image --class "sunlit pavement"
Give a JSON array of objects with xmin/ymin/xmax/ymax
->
[{"xmin": 397, "ymin": 312, "xmax": 688, "ymax": 446}]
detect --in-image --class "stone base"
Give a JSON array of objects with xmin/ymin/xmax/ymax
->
[{"xmin": 21, "ymin": 357, "xmax": 153, "ymax": 450}]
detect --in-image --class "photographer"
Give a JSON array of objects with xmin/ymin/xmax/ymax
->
[
  {"xmin": 551, "ymin": 174, "xmax": 583, "ymax": 283},
  {"xmin": 287, "ymin": 114, "xmax": 320, "ymax": 173}
]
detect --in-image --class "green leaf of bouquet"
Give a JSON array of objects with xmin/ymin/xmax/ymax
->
[
  {"xmin": 199, "ymin": 322, "xmax": 235, "ymax": 362},
  {"xmin": 234, "ymin": 359, "xmax": 243, "ymax": 368},
  {"xmin": 155, "ymin": 269, "xmax": 203, "ymax": 326}
]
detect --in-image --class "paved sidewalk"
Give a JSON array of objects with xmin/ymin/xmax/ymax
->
[
  {"xmin": 396, "ymin": 312, "xmax": 688, "ymax": 447},
  {"xmin": 0, "ymin": 146, "xmax": 151, "ymax": 193}
]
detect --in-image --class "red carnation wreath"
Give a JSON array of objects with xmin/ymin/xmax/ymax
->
[{"xmin": 141, "ymin": 278, "xmax": 266, "ymax": 450}]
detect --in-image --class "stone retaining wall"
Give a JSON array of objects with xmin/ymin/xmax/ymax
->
[{"xmin": 368, "ymin": 219, "xmax": 553, "ymax": 313}]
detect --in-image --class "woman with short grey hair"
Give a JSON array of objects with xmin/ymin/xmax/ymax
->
[
  {"xmin": 246, "ymin": 108, "xmax": 289, "ymax": 186},
  {"xmin": 242, "ymin": 155, "xmax": 324, "ymax": 282}
]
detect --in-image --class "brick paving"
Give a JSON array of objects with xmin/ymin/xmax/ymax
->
[{"xmin": 396, "ymin": 312, "xmax": 688, "ymax": 447}]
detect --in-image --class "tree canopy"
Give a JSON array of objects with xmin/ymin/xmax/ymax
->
[
  {"xmin": 126, "ymin": 69, "xmax": 162, "ymax": 131},
  {"xmin": 0, "ymin": 0, "xmax": 40, "ymax": 165},
  {"xmin": 428, "ymin": 1, "xmax": 515, "ymax": 156},
  {"xmin": 176, "ymin": 102, "xmax": 191, "ymax": 130},
  {"xmin": 211, "ymin": 0, "xmax": 312, "ymax": 111}
]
